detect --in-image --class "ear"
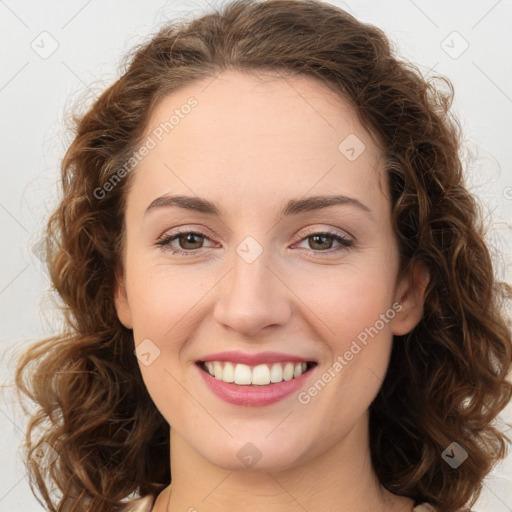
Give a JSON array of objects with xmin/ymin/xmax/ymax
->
[
  {"xmin": 114, "ymin": 267, "xmax": 133, "ymax": 329},
  {"xmin": 391, "ymin": 261, "xmax": 430, "ymax": 336}
]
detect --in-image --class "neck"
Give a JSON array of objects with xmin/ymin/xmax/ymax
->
[{"xmin": 153, "ymin": 414, "xmax": 414, "ymax": 512}]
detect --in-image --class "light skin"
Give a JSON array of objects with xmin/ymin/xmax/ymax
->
[{"xmin": 115, "ymin": 70, "xmax": 429, "ymax": 512}]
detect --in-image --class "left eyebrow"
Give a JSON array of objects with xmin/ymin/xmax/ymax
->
[{"xmin": 280, "ymin": 194, "xmax": 373, "ymax": 220}]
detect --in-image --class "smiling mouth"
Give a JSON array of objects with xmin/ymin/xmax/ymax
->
[{"xmin": 197, "ymin": 360, "xmax": 317, "ymax": 386}]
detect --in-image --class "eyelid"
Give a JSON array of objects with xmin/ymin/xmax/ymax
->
[
  {"xmin": 291, "ymin": 227, "xmax": 355, "ymax": 255},
  {"xmin": 295, "ymin": 225, "xmax": 354, "ymax": 242},
  {"xmin": 155, "ymin": 228, "xmax": 218, "ymax": 252},
  {"xmin": 156, "ymin": 224, "xmax": 217, "ymax": 242}
]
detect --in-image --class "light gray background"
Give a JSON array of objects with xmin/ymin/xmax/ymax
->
[{"xmin": 1, "ymin": 1, "xmax": 511, "ymax": 510}]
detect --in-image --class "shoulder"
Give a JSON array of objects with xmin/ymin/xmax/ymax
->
[{"xmin": 118, "ymin": 494, "xmax": 156, "ymax": 512}]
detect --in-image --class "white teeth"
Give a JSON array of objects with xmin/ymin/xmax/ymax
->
[
  {"xmin": 283, "ymin": 362, "xmax": 294, "ymax": 381},
  {"xmin": 213, "ymin": 361, "xmax": 223, "ymax": 380},
  {"xmin": 270, "ymin": 363, "xmax": 282, "ymax": 383},
  {"xmin": 252, "ymin": 364, "xmax": 271, "ymax": 385},
  {"xmin": 223, "ymin": 361, "xmax": 235, "ymax": 382},
  {"xmin": 234, "ymin": 363, "xmax": 252, "ymax": 385},
  {"xmin": 203, "ymin": 361, "xmax": 311, "ymax": 386}
]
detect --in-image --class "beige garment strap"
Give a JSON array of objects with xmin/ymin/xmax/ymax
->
[
  {"xmin": 413, "ymin": 505, "xmax": 437, "ymax": 512},
  {"xmin": 119, "ymin": 494, "xmax": 155, "ymax": 512}
]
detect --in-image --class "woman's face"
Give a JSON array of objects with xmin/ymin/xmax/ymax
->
[{"xmin": 115, "ymin": 70, "xmax": 425, "ymax": 472}]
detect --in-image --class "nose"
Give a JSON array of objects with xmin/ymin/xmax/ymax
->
[{"xmin": 212, "ymin": 246, "xmax": 292, "ymax": 338}]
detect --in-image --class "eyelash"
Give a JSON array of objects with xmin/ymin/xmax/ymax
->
[{"xmin": 155, "ymin": 228, "xmax": 354, "ymax": 257}]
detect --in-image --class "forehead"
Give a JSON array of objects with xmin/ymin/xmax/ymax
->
[{"xmin": 130, "ymin": 70, "xmax": 387, "ymax": 211}]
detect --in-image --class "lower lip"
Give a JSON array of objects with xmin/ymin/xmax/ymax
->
[{"xmin": 197, "ymin": 364, "xmax": 315, "ymax": 407}]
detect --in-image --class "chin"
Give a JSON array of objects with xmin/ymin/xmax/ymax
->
[{"xmin": 197, "ymin": 433, "xmax": 311, "ymax": 473}]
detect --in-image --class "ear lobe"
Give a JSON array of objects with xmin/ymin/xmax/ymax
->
[
  {"xmin": 114, "ymin": 270, "xmax": 133, "ymax": 329},
  {"xmin": 391, "ymin": 261, "xmax": 430, "ymax": 336}
]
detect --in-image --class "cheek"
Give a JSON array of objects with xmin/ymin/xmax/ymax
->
[
  {"xmin": 336, "ymin": 279, "xmax": 396, "ymax": 350},
  {"xmin": 125, "ymin": 265, "xmax": 219, "ymax": 411},
  {"xmin": 126, "ymin": 263, "xmax": 213, "ymax": 342},
  {"xmin": 291, "ymin": 282, "xmax": 396, "ymax": 440},
  {"xmin": 126, "ymin": 268, "xmax": 204, "ymax": 422},
  {"xmin": 293, "ymin": 259, "xmax": 398, "ymax": 397},
  {"xmin": 296, "ymin": 257, "xmax": 397, "ymax": 345}
]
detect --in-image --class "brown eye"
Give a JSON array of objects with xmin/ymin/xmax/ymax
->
[
  {"xmin": 294, "ymin": 230, "xmax": 354, "ymax": 254},
  {"xmin": 308, "ymin": 234, "xmax": 334, "ymax": 250},
  {"xmin": 155, "ymin": 230, "xmax": 216, "ymax": 255},
  {"xmin": 178, "ymin": 232, "xmax": 205, "ymax": 250}
]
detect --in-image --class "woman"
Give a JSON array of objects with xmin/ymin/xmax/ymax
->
[{"xmin": 15, "ymin": 1, "xmax": 512, "ymax": 511}]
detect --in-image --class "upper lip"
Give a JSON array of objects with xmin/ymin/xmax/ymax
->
[{"xmin": 198, "ymin": 351, "xmax": 316, "ymax": 366}]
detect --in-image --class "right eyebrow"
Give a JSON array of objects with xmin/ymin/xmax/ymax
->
[{"xmin": 145, "ymin": 195, "xmax": 222, "ymax": 216}]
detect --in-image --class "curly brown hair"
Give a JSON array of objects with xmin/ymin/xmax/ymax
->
[{"xmin": 14, "ymin": 1, "xmax": 512, "ymax": 511}]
